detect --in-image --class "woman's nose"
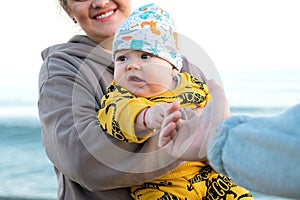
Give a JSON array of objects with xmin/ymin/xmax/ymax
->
[{"xmin": 92, "ymin": 0, "xmax": 109, "ymax": 8}]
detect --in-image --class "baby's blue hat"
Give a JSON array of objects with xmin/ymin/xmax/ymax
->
[{"xmin": 112, "ymin": 3, "xmax": 183, "ymax": 71}]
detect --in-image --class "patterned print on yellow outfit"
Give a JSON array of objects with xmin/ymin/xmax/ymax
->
[{"xmin": 131, "ymin": 165, "xmax": 253, "ymax": 200}]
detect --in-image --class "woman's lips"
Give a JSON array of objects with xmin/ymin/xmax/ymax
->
[
  {"xmin": 93, "ymin": 8, "xmax": 116, "ymax": 19},
  {"xmin": 95, "ymin": 10, "xmax": 114, "ymax": 19}
]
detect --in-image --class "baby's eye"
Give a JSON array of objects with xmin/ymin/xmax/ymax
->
[
  {"xmin": 116, "ymin": 55, "xmax": 127, "ymax": 62},
  {"xmin": 141, "ymin": 53, "xmax": 152, "ymax": 60}
]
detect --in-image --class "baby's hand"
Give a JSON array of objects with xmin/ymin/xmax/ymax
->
[{"xmin": 146, "ymin": 101, "xmax": 181, "ymax": 130}]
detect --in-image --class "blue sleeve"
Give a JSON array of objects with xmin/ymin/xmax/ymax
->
[{"xmin": 207, "ymin": 104, "xmax": 300, "ymax": 199}]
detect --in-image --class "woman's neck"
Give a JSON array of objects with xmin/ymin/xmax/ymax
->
[{"xmin": 99, "ymin": 36, "xmax": 114, "ymax": 52}]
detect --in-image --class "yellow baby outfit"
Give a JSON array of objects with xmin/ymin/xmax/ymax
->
[
  {"xmin": 98, "ymin": 72, "xmax": 210, "ymax": 143},
  {"xmin": 131, "ymin": 164, "xmax": 253, "ymax": 200},
  {"xmin": 97, "ymin": 72, "xmax": 253, "ymax": 199}
]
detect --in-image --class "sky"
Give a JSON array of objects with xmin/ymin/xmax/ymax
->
[{"xmin": 0, "ymin": 0, "xmax": 299, "ymax": 110}]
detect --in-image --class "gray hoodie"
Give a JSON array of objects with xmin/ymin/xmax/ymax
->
[
  {"xmin": 38, "ymin": 35, "xmax": 206, "ymax": 199},
  {"xmin": 208, "ymin": 104, "xmax": 300, "ymax": 199}
]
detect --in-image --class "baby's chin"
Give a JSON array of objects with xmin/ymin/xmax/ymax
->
[
  {"xmin": 132, "ymin": 90, "xmax": 166, "ymax": 98},
  {"xmin": 131, "ymin": 90, "xmax": 149, "ymax": 98}
]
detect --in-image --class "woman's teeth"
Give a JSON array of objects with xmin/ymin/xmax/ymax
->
[{"xmin": 96, "ymin": 10, "xmax": 114, "ymax": 19}]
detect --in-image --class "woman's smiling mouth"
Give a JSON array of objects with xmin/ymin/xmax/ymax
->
[{"xmin": 95, "ymin": 9, "xmax": 115, "ymax": 19}]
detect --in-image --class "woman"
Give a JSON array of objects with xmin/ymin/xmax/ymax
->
[{"xmin": 38, "ymin": 0, "xmax": 208, "ymax": 199}]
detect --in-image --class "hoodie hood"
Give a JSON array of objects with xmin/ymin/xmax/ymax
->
[{"xmin": 41, "ymin": 35, "xmax": 113, "ymax": 67}]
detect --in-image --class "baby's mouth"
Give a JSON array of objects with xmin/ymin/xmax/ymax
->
[{"xmin": 128, "ymin": 75, "xmax": 144, "ymax": 82}]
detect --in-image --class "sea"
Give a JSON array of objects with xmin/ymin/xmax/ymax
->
[{"xmin": 0, "ymin": 68, "xmax": 299, "ymax": 200}]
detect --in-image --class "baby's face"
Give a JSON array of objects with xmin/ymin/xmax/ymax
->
[{"xmin": 114, "ymin": 50, "xmax": 177, "ymax": 98}]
